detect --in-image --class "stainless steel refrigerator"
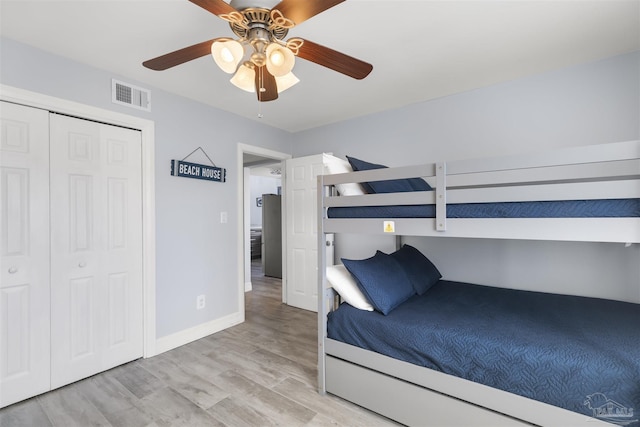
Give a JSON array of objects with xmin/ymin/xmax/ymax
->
[{"xmin": 261, "ymin": 194, "xmax": 282, "ymax": 278}]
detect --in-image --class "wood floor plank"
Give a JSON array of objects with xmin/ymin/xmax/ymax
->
[
  {"xmin": 204, "ymin": 346, "xmax": 290, "ymax": 389},
  {"xmin": 274, "ymin": 377, "xmax": 402, "ymax": 427},
  {"xmin": 0, "ymin": 398, "xmax": 53, "ymax": 427},
  {"xmin": 248, "ymin": 347, "xmax": 317, "ymax": 386},
  {"xmin": 137, "ymin": 387, "xmax": 225, "ymax": 427},
  {"xmin": 199, "ymin": 330, "xmax": 261, "ymax": 355},
  {"xmin": 109, "ymin": 360, "xmax": 166, "ymax": 400},
  {"xmin": 75, "ymin": 372, "xmax": 155, "ymax": 427},
  {"xmin": 160, "ymin": 342, "xmax": 229, "ymax": 380},
  {"xmin": 140, "ymin": 353, "xmax": 229, "ymax": 410},
  {"xmin": 209, "ymin": 370, "xmax": 316, "ymax": 426},
  {"xmin": 36, "ymin": 382, "xmax": 111, "ymax": 427},
  {"xmin": 207, "ymin": 396, "xmax": 277, "ymax": 426}
]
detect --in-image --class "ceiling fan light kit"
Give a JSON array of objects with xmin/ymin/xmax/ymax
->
[
  {"xmin": 265, "ymin": 43, "xmax": 295, "ymax": 77},
  {"xmin": 230, "ymin": 64, "xmax": 256, "ymax": 92},
  {"xmin": 143, "ymin": 0, "xmax": 373, "ymax": 102},
  {"xmin": 275, "ymin": 72, "xmax": 299, "ymax": 92},
  {"xmin": 211, "ymin": 39, "xmax": 244, "ymax": 73}
]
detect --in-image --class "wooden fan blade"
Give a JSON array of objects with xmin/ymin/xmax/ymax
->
[
  {"xmin": 143, "ymin": 38, "xmax": 228, "ymax": 71},
  {"xmin": 188, "ymin": 0, "xmax": 238, "ymax": 17},
  {"xmin": 255, "ymin": 67, "xmax": 278, "ymax": 102},
  {"xmin": 295, "ymin": 39, "xmax": 372, "ymax": 80},
  {"xmin": 272, "ymin": 0, "xmax": 345, "ymax": 26}
]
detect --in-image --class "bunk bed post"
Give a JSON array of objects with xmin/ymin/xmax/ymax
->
[
  {"xmin": 436, "ymin": 161, "xmax": 446, "ymax": 231},
  {"xmin": 317, "ymin": 174, "xmax": 327, "ymax": 394}
]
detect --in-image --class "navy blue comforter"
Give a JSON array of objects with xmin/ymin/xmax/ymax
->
[{"xmin": 327, "ymin": 281, "xmax": 640, "ymax": 423}]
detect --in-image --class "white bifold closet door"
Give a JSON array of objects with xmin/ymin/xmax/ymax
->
[
  {"xmin": 49, "ymin": 113, "xmax": 143, "ymax": 389},
  {"xmin": 0, "ymin": 102, "xmax": 51, "ymax": 407}
]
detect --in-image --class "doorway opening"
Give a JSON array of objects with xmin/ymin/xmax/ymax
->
[
  {"xmin": 246, "ymin": 159, "xmax": 282, "ymax": 287},
  {"xmin": 237, "ymin": 144, "xmax": 290, "ymax": 318}
]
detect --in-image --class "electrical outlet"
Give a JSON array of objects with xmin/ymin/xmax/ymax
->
[
  {"xmin": 220, "ymin": 211, "xmax": 228, "ymax": 223},
  {"xmin": 196, "ymin": 294, "xmax": 206, "ymax": 310}
]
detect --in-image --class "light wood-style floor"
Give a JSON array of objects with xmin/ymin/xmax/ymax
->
[{"xmin": 0, "ymin": 261, "xmax": 398, "ymax": 427}]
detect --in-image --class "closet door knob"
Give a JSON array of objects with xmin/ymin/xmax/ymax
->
[
  {"xmin": 8, "ymin": 267, "xmax": 18, "ymax": 274},
  {"xmin": 78, "ymin": 261, "xmax": 87, "ymax": 268}
]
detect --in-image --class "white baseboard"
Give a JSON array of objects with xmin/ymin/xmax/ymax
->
[
  {"xmin": 153, "ymin": 311, "xmax": 244, "ymax": 356},
  {"xmin": 245, "ymin": 281, "xmax": 252, "ymax": 292}
]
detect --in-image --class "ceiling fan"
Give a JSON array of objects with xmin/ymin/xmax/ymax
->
[{"xmin": 143, "ymin": 0, "xmax": 373, "ymax": 102}]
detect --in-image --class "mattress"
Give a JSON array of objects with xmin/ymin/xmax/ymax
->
[
  {"xmin": 327, "ymin": 198, "xmax": 640, "ymax": 218},
  {"xmin": 327, "ymin": 280, "xmax": 640, "ymax": 423}
]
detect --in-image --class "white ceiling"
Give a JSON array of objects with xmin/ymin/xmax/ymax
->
[{"xmin": 1, "ymin": 0, "xmax": 638, "ymax": 133}]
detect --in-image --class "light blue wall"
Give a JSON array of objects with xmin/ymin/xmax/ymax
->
[
  {"xmin": 0, "ymin": 37, "xmax": 293, "ymax": 338},
  {"xmin": 293, "ymin": 51, "xmax": 640, "ymax": 302},
  {"xmin": 293, "ymin": 51, "xmax": 639, "ymax": 162},
  {"xmin": 250, "ymin": 175, "xmax": 281, "ymax": 227}
]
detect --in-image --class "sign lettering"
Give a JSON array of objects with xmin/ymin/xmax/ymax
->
[{"xmin": 171, "ymin": 160, "xmax": 226, "ymax": 183}]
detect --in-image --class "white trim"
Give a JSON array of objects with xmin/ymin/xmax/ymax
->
[
  {"xmin": 237, "ymin": 143, "xmax": 290, "ymax": 314},
  {"xmin": 243, "ymin": 167, "xmax": 252, "ymax": 293},
  {"xmin": 1, "ymin": 84, "xmax": 158, "ymax": 358},
  {"xmin": 154, "ymin": 312, "xmax": 243, "ymax": 355}
]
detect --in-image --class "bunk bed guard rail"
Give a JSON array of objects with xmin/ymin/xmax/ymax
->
[{"xmin": 318, "ymin": 141, "xmax": 640, "ymax": 243}]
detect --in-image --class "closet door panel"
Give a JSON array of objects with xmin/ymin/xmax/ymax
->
[
  {"xmin": 101, "ymin": 125, "xmax": 143, "ymax": 362},
  {"xmin": 50, "ymin": 114, "xmax": 143, "ymax": 390},
  {"xmin": 0, "ymin": 102, "xmax": 50, "ymax": 408}
]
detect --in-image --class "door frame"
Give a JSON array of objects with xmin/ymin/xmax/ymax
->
[
  {"xmin": 237, "ymin": 143, "xmax": 290, "ymax": 315},
  {"xmin": 0, "ymin": 84, "xmax": 157, "ymax": 357}
]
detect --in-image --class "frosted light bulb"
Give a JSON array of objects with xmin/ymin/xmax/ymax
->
[
  {"xmin": 265, "ymin": 43, "xmax": 294, "ymax": 77},
  {"xmin": 221, "ymin": 47, "xmax": 234, "ymax": 63},
  {"xmin": 211, "ymin": 40, "xmax": 243, "ymax": 74},
  {"xmin": 270, "ymin": 50, "xmax": 284, "ymax": 66}
]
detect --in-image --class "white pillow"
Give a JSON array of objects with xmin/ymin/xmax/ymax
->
[
  {"xmin": 324, "ymin": 156, "xmax": 366, "ymax": 196},
  {"xmin": 326, "ymin": 264, "xmax": 374, "ymax": 311}
]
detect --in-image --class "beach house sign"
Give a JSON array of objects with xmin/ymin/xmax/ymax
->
[
  {"xmin": 170, "ymin": 147, "xmax": 226, "ymax": 183},
  {"xmin": 171, "ymin": 160, "xmax": 226, "ymax": 182}
]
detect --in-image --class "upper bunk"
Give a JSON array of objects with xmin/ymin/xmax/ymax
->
[{"xmin": 318, "ymin": 140, "xmax": 640, "ymax": 243}]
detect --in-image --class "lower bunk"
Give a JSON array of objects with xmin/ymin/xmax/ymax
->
[
  {"xmin": 319, "ymin": 248, "xmax": 640, "ymax": 427},
  {"xmin": 324, "ymin": 340, "xmax": 612, "ymax": 426}
]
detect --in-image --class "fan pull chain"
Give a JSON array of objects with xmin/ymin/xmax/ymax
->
[{"xmin": 257, "ymin": 66, "xmax": 264, "ymax": 118}]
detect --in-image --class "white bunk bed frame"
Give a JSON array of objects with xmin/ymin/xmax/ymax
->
[{"xmin": 317, "ymin": 141, "xmax": 640, "ymax": 427}]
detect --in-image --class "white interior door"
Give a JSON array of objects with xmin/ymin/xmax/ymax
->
[
  {"xmin": 285, "ymin": 154, "xmax": 329, "ymax": 312},
  {"xmin": 49, "ymin": 113, "xmax": 143, "ymax": 389},
  {"xmin": 0, "ymin": 102, "xmax": 51, "ymax": 408}
]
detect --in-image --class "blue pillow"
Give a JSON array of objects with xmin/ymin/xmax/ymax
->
[
  {"xmin": 408, "ymin": 177, "xmax": 432, "ymax": 191},
  {"xmin": 346, "ymin": 156, "xmax": 432, "ymax": 193},
  {"xmin": 389, "ymin": 244, "xmax": 442, "ymax": 295},
  {"xmin": 342, "ymin": 251, "xmax": 415, "ymax": 315}
]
